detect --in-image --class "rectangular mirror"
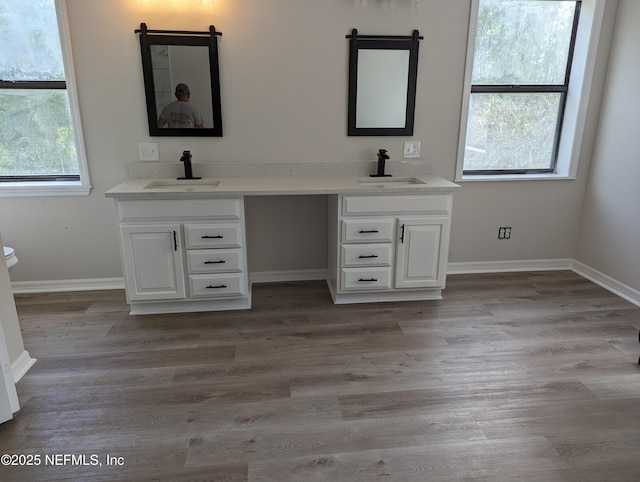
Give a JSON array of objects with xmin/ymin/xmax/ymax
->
[
  {"xmin": 347, "ymin": 30, "xmax": 422, "ymax": 136},
  {"xmin": 137, "ymin": 24, "xmax": 223, "ymax": 137}
]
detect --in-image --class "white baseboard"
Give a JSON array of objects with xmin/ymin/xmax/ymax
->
[
  {"xmin": 250, "ymin": 269, "xmax": 328, "ymax": 284},
  {"xmin": 11, "ymin": 277, "xmax": 124, "ymax": 294},
  {"xmin": 7, "ymin": 262, "xmax": 639, "ymax": 310},
  {"xmin": 447, "ymin": 259, "xmax": 573, "ymax": 275},
  {"xmin": 446, "ymin": 258, "xmax": 640, "ymax": 309},
  {"xmin": 12, "ymin": 350, "xmax": 36, "ymax": 383},
  {"xmin": 571, "ymin": 261, "xmax": 640, "ymax": 308}
]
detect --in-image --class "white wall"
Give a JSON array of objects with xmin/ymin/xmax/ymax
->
[
  {"xmin": 0, "ymin": 0, "xmax": 617, "ymax": 285},
  {"xmin": 575, "ymin": 0, "xmax": 640, "ymax": 293}
]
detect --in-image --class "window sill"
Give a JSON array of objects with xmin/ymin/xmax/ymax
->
[
  {"xmin": 0, "ymin": 181, "xmax": 92, "ymax": 198},
  {"xmin": 455, "ymin": 173, "xmax": 577, "ymax": 183}
]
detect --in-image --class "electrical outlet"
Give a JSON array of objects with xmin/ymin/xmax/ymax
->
[
  {"xmin": 403, "ymin": 140, "xmax": 421, "ymax": 159},
  {"xmin": 498, "ymin": 226, "xmax": 512, "ymax": 239},
  {"xmin": 138, "ymin": 142, "xmax": 159, "ymax": 161}
]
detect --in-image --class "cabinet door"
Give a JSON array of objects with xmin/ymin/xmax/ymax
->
[
  {"xmin": 395, "ymin": 218, "xmax": 449, "ymax": 289},
  {"xmin": 120, "ymin": 225, "xmax": 186, "ymax": 301}
]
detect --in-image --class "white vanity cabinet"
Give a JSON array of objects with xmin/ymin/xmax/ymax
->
[
  {"xmin": 328, "ymin": 193, "xmax": 453, "ymax": 304},
  {"xmin": 107, "ymin": 172, "xmax": 459, "ymax": 313},
  {"xmin": 115, "ymin": 198, "xmax": 250, "ymax": 314}
]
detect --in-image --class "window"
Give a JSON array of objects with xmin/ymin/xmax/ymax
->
[
  {"xmin": 0, "ymin": 0, "xmax": 89, "ymax": 196},
  {"xmin": 456, "ymin": 0, "xmax": 604, "ymax": 180}
]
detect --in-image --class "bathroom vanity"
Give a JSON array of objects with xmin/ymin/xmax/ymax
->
[{"xmin": 106, "ymin": 163, "xmax": 458, "ymax": 314}]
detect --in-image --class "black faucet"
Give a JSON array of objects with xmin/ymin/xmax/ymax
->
[
  {"xmin": 177, "ymin": 150, "xmax": 201, "ymax": 180},
  {"xmin": 371, "ymin": 149, "xmax": 392, "ymax": 177}
]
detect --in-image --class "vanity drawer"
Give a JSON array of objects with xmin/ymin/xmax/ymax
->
[
  {"xmin": 341, "ymin": 267, "xmax": 392, "ymax": 291},
  {"xmin": 184, "ymin": 223, "xmax": 242, "ymax": 249},
  {"xmin": 188, "ymin": 273, "xmax": 246, "ymax": 298},
  {"xmin": 186, "ymin": 249, "xmax": 244, "ymax": 274},
  {"xmin": 342, "ymin": 195, "xmax": 451, "ymax": 216},
  {"xmin": 341, "ymin": 244, "xmax": 393, "ymax": 267},
  {"xmin": 342, "ymin": 218, "xmax": 394, "ymax": 243},
  {"xmin": 117, "ymin": 198, "xmax": 242, "ymax": 222}
]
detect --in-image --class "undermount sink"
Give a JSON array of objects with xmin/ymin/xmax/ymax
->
[
  {"xmin": 356, "ymin": 176, "xmax": 426, "ymax": 187},
  {"xmin": 143, "ymin": 179, "xmax": 220, "ymax": 191}
]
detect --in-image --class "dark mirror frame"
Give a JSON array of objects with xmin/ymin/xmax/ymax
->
[
  {"xmin": 347, "ymin": 29, "xmax": 422, "ymax": 136},
  {"xmin": 136, "ymin": 23, "xmax": 223, "ymax": 137}
]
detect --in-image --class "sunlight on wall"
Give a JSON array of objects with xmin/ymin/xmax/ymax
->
[
  {"xmin": 131, "ymin": 0, "xmax": 226, "ymax": 23},
  {"xmin": 134, "ymin": 0, "xmax": 215, "ymax": 9}
]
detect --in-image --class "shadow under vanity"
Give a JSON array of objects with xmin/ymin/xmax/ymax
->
[{"xmin": 106, "ymin": 161, "xmax": 458, "ymax": 315}]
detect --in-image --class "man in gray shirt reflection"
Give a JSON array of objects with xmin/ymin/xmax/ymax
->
[{"xmin": 158, "ymin": 83, "xmax": 204, "ymax": 128}]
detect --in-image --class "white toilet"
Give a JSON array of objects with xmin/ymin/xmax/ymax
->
[{"xmin": 3, "ymin": 246, "xmax": 18, "ymax": 271}]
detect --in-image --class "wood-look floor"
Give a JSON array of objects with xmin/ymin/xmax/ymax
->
[{"xmin": 1, "ymin": 271, "xmax": 640, "ymax": 481}]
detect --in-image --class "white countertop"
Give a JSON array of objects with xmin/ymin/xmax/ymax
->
[{"xmin": 105, "ymin": 175, "xmax": 459, "ymax": 199}]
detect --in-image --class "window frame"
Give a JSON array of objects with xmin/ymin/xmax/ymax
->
[
  {"xmin": 456, "ymin": 0, "xmax": 607, "ymax": 182},
  {"xmin": 0, "ymin": 0, "xmax": 90, "ymax": 198}
]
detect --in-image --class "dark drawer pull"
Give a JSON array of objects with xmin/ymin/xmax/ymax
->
[
  {"xmin": 202, "ymin": 235, "xmax": 223, "ymax": 239},
  {"xmin": 359, "ymin": 229, "xmax": 379, "ymax": 234},
  {"xmin": 358, "ymin": 254, "xmax": 379, "ymax": 259},
  {"xmin": 206, "ymin": 284, "xmax": 227, "ymax": 289},
  {"xmin": 204, "ymin": 260, "xmax": 226, "ymax": 264},
  {"xmin": 358, "ymin": 278, "xmax": 378, "ymax": 282}
]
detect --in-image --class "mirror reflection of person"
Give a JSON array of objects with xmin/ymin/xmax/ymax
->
[{"xmin": 157, "ymin": 83, "xmax": 204, "ymax": 128}]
